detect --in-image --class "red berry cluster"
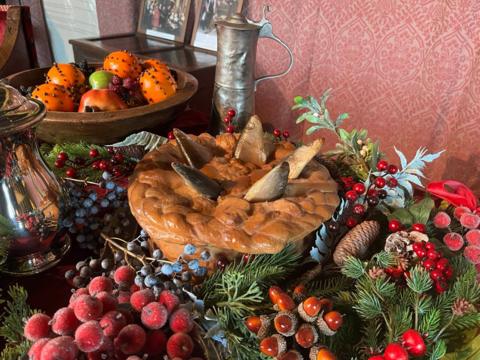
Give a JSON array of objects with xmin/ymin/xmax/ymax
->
[
  {"xmin": 412, "ymin": 241, "xmax": 452, "ymax": 293},
  {"xmin": 273, "ymin": 128, "xmax": 290, "ymax": 140},
  {"xmin": 24, "ymin": 265, "xmax": 201, "ymax": 360},
  {"xmin": 246, "ymin": 286, "xmax": 338, "ymax": 359},
  {"xmin": 369, "ymin": 329, "xmax": 426, "ymax": 360},
  {"xmin": 223, "ymin": 108, "xmax": 237, "ymax": 134},
  {"xmin": 54, "ymin": 148, "xmax": 132, "ymax": 179},
  {"xmin": 388, "ymin": 220, "xmax": 426, "ymax": 233}
]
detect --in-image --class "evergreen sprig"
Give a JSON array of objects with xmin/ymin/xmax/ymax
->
[
  {"xmin": 0, "ymin": 285, "xmax": 37, "ymax": 360},
  {"xmin": 341, "ymin": 257, "xmax": 366, "ymax": 279},
  {"xmin": 406, "ymin": 266, "xmax": 433, "ymax": 294}
]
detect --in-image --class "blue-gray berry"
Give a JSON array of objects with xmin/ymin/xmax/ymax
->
[
  {"xmin": 172, "ymin": 262, "xmax": 183, "ymax": 273},
  {"xmin": 194, "ymin": 266, "xmax": 207, "ymax": 277},
  {"xmin": 152, "ymin": 249, "xmax": 163, "ymax": 259},
  {"xmin": 188, "ymin": 259, "xmax": 199, "ymax": 271},
  {"xmin": 200, "ymin": 250, "xmax": 211, "ymax": 261},
  {"xmin": 184, "ymin": 244, "xmax": 196, "ymax": 255},
  {"xmin": 160, "ymin": 264, "xmax": 173, "ymax": 276}
]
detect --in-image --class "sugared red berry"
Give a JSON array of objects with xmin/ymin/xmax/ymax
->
[
  {"xmin": 443, "ymin": 232, "xmax": 464, "ymax": 251},
  {"xmin": 88, "ymin": 276, "xmax": 113, "ymax": 296},
  {"xmin": 130, "ymin": 289, "xmax": 155, "ymax": 312},
  {"xmin": 166, "ymin": 332, "xmax": 194, "ymax": 359},
  {"xmin": 73, "ymin": 295, "xmax": 103, "ymax": 322},
  {"xmin": 433, "ymin": 211, "xmax": 452, "ymax": 229},
  {"xmin": 28, "ymin": 338, "xmax": 49, "ymax": 360},
  {"xmin": 51, "ymin": 307, "xmax": 80, "ymax": 336},
  {"xmin": 353, "ymin": 183, "xmax": 366, "ymax": 194},
  {"xmin": 376, "ymin": 160, "xmax": 388, "ymax": 171},
  {"xmin": 141, "ymin": 302, "xmax": 168, "ymax": 330},
  {"xmin": 114, "ymin": 324, "xmax": 146, "ymax": 355},
  {"xmin": 169, "ymin": 307, "xmax": 194, "ymax": 333},
  {"xmin": 143, "ymin": 329, "xmax": 167, "ymax": 356},
  {"xmin": 95, "ymin": 291, "xmax": 118, "ymax": 313},
  {"xmin": 39, "ymin": 336, "xmax": 78, "ymax": 360},
  {"xmin": 24, "ymin": 313, "xmax": 51, "ymax": 341},
  {"xmin": 158, "ymin": 290, "xmax": 180, "ymax": 313},
  {"xmin": 113, "ymin": 265, "xmax": 135, "ymax": 286},
  {"xmin": 374, "ymin": 177, "xmax": 386, "ymax": 188},
  {"xmin": 75, "ymin": 320, "xmax": 105, "ymax": 352},
  {"xmin": 100, "ymin": 311, "xmax": 127, "ymax": 337}
]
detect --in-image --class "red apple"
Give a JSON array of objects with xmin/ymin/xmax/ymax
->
[{"xmin": 78, "ymin": 89, "xmax": 127, "ymax": 112}]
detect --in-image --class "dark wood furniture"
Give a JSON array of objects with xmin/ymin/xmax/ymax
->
[{"xmin": 69, "ymin": 33, "xmax": 217, "ymax": 116}]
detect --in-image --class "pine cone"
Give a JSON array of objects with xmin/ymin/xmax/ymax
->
[
  {"xmin": 368, "ymin": 266, "xmax": 385, "ymax": 279},
  {"xmin": 333, "ymin": 220, "xmax": 380, "ymax": 266},
  {"xmin": 452, "ymin": 298, "xmax": 474, "ymax": 316}
]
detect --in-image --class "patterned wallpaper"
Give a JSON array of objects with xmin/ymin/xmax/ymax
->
[
  {"xmin": 96, "ymin": 0, "xmax": 480, "ymax": 192},
  {"xmin": 246, "ymin": 0, "xmax": 480, "ymax": 192}
]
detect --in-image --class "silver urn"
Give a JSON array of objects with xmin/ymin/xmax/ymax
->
[{"xmin": 0, "ymin": 84, "xmax": 69, "ymax": 275}]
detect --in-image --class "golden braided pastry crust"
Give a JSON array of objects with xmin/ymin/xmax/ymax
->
[{"xmin": 128, "ymin": 133, "xmax": 340, "ymax": 260}]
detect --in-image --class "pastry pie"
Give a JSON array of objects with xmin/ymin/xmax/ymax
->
[{"xmin": 128, "ymin": 116, "xmax": 340, "ymax": 263}]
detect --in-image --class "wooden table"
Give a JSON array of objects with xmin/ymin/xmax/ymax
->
[{"xmin": 69, "ymin": 33, "xmax": 217, "ymax": 117}]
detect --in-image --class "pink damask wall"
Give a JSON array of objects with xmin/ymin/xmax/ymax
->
[
  {"xmin": 97, "ymin": 0, "xmax": 480, "ymax": 192},
  {"xmin": 247, "ymin": 0, "xmax": 480, "ymax": 192}
]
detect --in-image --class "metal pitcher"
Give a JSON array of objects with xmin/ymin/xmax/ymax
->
[
  {"xmin": 0, "ymin": 84, "xmax": 69, "ymax": 275},
  {"xmin": 211, "ymin": 6, "xmax": 294, "ymax": 133}
]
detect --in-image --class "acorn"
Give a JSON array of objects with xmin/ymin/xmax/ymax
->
[
  {"xmin": 295, "ymin": 323, "xmax": 319, "ymax": 349},
  {"xmin": 276, "ymin": 293, "xmax": 295, "ymax": 311},
  {"xmin": 293, "ymin": 284, "xmax": 307, "ymax": 302},
  {"xmin": 245, "ymin": 315, "xmax": 272, "ymax": 339},
  {"xmin": 277, "ymin": 350, "xmax": 304, "ymax": 360},
  {"xmin": 274, "ymin": 311, "xmax": 298, "ymax": 337},
  {"xmin": 260, "ymin": 334, "xmax": 287, "ymax": 357},
  {"xmin": 298, "ymin": 297, "xmax": 320, "ymax": 322},
  {"xmin": 269, "ymin": 286, "xmax": 284, "ymax": 305},
  {"xmin": 317, "ymin": 311, "xmax": 343, "ymax": 336},
  {"xmin": 309, "ymin": 346, "xmax": 337, "ymax": 360}
]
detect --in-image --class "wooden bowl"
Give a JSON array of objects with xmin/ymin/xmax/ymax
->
[{"xmin": 4, "ymin": 66, "xmax": 198, "ymax": 144}]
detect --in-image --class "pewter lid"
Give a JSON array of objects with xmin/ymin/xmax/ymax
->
[
  {"xmin": 0, "ymin": 83, "xmax": 45, "ymax": 135},
  {"xmin": 215, "ymin": 13, "xmax": 260, "ymax": 30}
]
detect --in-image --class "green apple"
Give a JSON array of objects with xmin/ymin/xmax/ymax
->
[{"xmin": 89, "ymin": 70, "xmax": 114, "ymax": 89}]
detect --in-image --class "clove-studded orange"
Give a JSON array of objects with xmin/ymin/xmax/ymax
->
[
  {"xmin": 31, "ymin": 83, "xmax": 74, "ymax": 112},
  {"xmin": 139, "ymin": 68, "xmax": 177, "ymax": 104},
  {"xmin": 103, "ymin": 50, "xmax": 141, "ymax": 79},
  {"xmin": 46, "ymin": 63, "xmax": 85, "ymax": 88}
]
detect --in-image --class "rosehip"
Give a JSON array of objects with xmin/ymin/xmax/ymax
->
[
  {"xmin": 412, "ymin": 223, "xmax": 426, "ymax": 233},
  {"xmin": 345, "ymin": 190, "xmax": 358, "ymax": 202},
  {"xmin": 374, "ymin": 177, "xmax": 386, "ymax": 188},
  {"xmin": 376, "ymin": 160, "xmax": 388, "ymax": 171},
  {"xmin": 353, "ymin": 183, "xmax": 366, "ymax": 194},
  {"xmin": 387, "ymin": 164, "xmax": 398, "ymax": 174}
]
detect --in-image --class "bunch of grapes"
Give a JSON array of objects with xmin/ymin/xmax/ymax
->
[{"xmin": 108, "ymin": 75, "xmax": 146, "ymax": 107}]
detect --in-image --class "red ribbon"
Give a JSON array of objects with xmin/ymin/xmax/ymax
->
[{"xmin": 427, "ymin": 180, "xmax": 478, "ymax": 211}]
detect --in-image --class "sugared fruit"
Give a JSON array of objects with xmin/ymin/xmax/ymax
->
[
  {"xmin": 28, "ymin": 338, "xmax": 49, "ymax": 360},
  {"xmin": 24, "ymin": 313, "xmax": 51, "ymax": 341},
  {"xmin": 99, "ymin": 311, "xmax": 127, "ymax": 338},
  {"xmin": 143, "ymin": 329, "xmax": 167, "ymax": 356},
  {"xmin": 51, "ymin": 307, "xmax": 80, "ymax": 336},
  {"xmin": 159, "ymin": 289, "xmax": 180, "ymax": 313},
  {"xmin": 113, "ymin": 265, "xmax": 136, "ymax": 286},
  {"xmin": 166, "ymin": 332, "xmax": 194, "ymax": 359},
  {"xmin": 129, "ymin": 289, "xmax": 155, "ymax": 312},
  {"xmin": 73, "ymin": 295, "xmax": 103, "ymax": 322},
  {"xmin": 114, "ymin": 324, "xmax": 146, "ymax": 355},
  {"xmin": 141, "ymin": 302, "xmax": 168, "ymax": 330},
  {"xmin": 74, "ymin": 320, "xmax": 105, "ymax": 352},
  {"xmin": 39, "ymin": 336, "xmax": 78, "ymax": 360},
  {"xmin": 169, "ymin": 307, "xmax": 194, "ymax": 333},
  {"xmin": 88, "ymin": 276, "xmax": 113, "ymax": 296}
]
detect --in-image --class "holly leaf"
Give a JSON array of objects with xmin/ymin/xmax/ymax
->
[
  {"xmin": 409, "ymin": 197, "xmax": 435, "ymax": 224},
  {"xmin": 389, "ymin": 208, "xmax": 414, "ymax": 225}
]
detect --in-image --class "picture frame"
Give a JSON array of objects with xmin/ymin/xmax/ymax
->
[
  {"xmin": 191, "ymin": 0, "xmax": 244, "ymax": 51},
  {"xmin": 138, "ymin": 0, "xmax": 192, "ymax": 43}
]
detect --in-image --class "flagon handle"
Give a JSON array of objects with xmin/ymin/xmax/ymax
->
[{"xmin": 254, "ymin": 22, "xmax": 294, "ymax": 89}]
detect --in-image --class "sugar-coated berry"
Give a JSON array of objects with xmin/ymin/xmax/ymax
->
[
  {"xmin": 345, "ymin": 190, "xmax": 358, "ymax": 202},
  {"xmin": 95, "ymin": 291, "xmax": 118, "ymax": 313},
  {"xmin": 374, "ymin": 177, "xmax": 386, "ymax": 188},
  {"xmin": 39, "ymin": 336, "xmax": 78, "ymax": 360},
  {"xmin": 89, "ymin": 149, "xmax": 99, "ymax": 158},
  {"xmin": 113, "ymin": 265, "xmax": 136, "ymax": 286},
  {"xmin": 227, "ymin": 108, "xmax": 236, "ymax": 117},
  {"xmin": 130, "ymin": 289, "xmax": 155, "ymax": 312},
  {"xmin": 141, "ymin": 302, "xmax": 168, "ymax": 329},
  {"xmin": 28, "ymin": 338, "xmax": 49, "ymax": 360},
  {"xmin": 69, "ymin": 288, "xmax": 89, "ymax": 308},
  {"xmin": 88, "ymin": 276, "xmax": 113, "ymax": 296},
  {"xmin": 387, "ymin": 164, "xmax": 398, "ymax": 174},
  {"xmin": 166, "ymin": 332, "xmax": 194, "ymax": 359},
  {"xmin": 169, "ymin": 307, "xmax": 194, "ymax": 333},
  {"xmin": 75, "ymin": 320, "xmax": 105, "ymax": 353},
  {"xmin": 412, "ymin": 223, "xmax": 426, "ymax": 233},
  {"xmin": 376, "ymin": 160, "xmax": 388, "ymax": 171},
  {"xmin": 433, "ymin": 211, "xmax": 452, "ymax": 229},
  {"xmin": 65, "ymin": 168, "xmax": 76, "ymax": 178},
  {"xmin": 51, "ymin": 307, "xmax": 80, "ymax": 336},
  {"xmin": 73, "ymin": 295, "xmax": 103, "ymax": 322},
  {"xmin": 143, "ymin": 329, "xmax": 167, "ymax": 356},
  {"xmin": 460, "ymin": 212, "xmax": 480, "ymax": 229},
  {"xmin": 159, "ymin": 290, "xmax": 180, "ymax": 313},
  {"xmin": 114, "ymin": 324, "xmax": 146, "ymax": 355},
  {"xmin": 99, "ymin": 311, "xmax": 127, "ymax": 337},
  {"xmin": 346, "ymin": 217, "xmax": 357, "ymax": 228},
  {"xmin": 443, "ymin": 232, "xmax": 464, "ymax": 251},
  {"xmin": 353, "ymin": 183, "xmax": 366, "ymax": 194},
  {"xmin": 466, "ymin": 229, "xmax": 480, "ymax": 246},
  {"xmin": 117, "ymin": 291, "xmax": 131, "ymax": 304},
  {"xmin": 24, "ymin": 313, "xmax": 51, "ymax": 341},
  {"xmin": 388, "ymin": 219, "xmax": 401, "ymax": 232}
]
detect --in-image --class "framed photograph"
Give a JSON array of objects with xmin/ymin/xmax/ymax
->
[
  {"xmin": 138, "ymin": 0, "xmax": 191, "ymax": 43},
  {"xmin": 191, "ymin": 0, "xmax": 244, "ymax": 51}
]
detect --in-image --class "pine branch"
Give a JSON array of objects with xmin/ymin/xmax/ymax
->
[
  {"xmin": 419, "ymin": 308, "xmax": 441, "ymax": 340},
  {"xmin": 341, "ymin": 257, "xmax": 366, "ymax": 279},
  {"xmin": 353, "ymin": 290, "xmax": 382, "ymax": 320},
  {"xmin": 371, "ymin": 251, "xmax": 396, "ymax": 268},
  {"xmin": 406, "ymin": 266, "xmax": 432, "ymax": 294},
  {"xmin": 428, "ymin": 339, "xmax": 447, "ymax": 360},
  {"xmin": 308, "ymin": 276, "xmax": 353, "ymax": 298}
]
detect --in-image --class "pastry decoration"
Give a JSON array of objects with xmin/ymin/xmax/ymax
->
[{"xmin": 128, "ymin": 116, "xmax": 340, "ymax": 262}]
